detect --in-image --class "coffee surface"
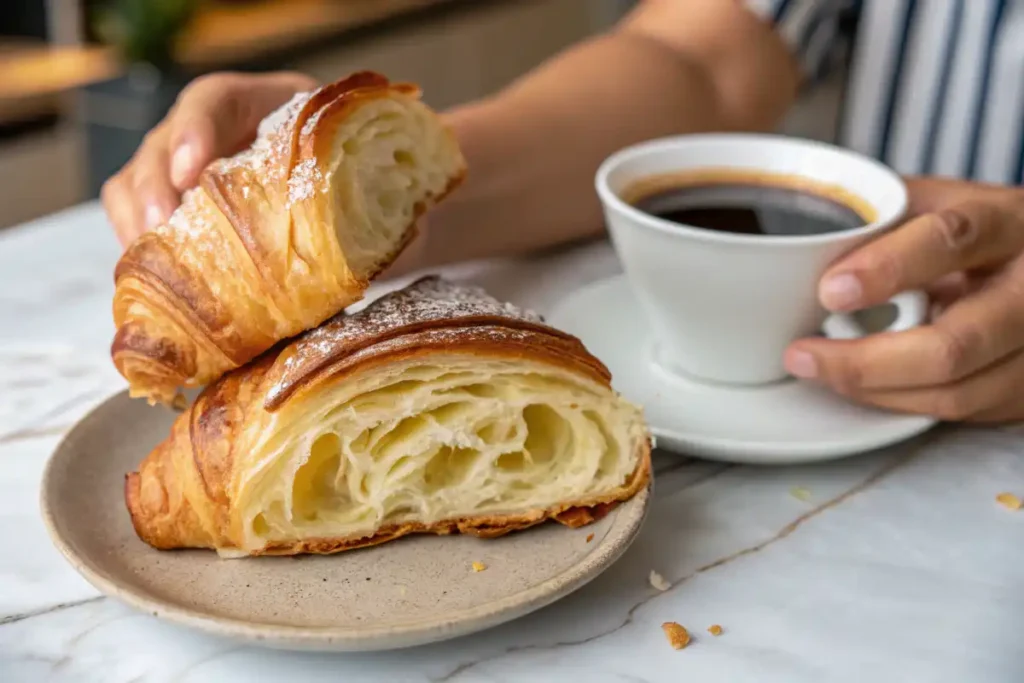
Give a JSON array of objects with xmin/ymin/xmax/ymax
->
[{"xmin": 633, "ymin": 182, "xmax": 867, "ymax": 236}]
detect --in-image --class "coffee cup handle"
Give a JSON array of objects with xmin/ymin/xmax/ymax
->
[{"xmin": 821, "ymin": 290, "xmax": 929, "ymax": 340}]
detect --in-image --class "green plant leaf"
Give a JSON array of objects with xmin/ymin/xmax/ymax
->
[{"xmin": 93, "ymin": 0, "xmax": 198, "ymax": 68}]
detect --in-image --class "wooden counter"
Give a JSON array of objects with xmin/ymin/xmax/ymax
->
[{"xmin": 0, "ymin": 0, "xmax": 481, "ymax": 125}]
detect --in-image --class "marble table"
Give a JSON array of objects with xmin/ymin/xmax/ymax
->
[{"xmin": 1, "ymin": 203, "xmax": 1022, "ymax": 682}]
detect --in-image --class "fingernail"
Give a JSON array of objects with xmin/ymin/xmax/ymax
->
[
  {"xmin": 821, "ymin": 273, "xmax": 863, "ymax": 310},
  {"xmin": 171, "ymin": 142, "xmax": 197, "ymax": 187},
  {"xmin": 786, "ymin": 350, "xmax": 818, "ymax": 379},
  {"xmin": 144, "ymin": 203, "xmax": 166, "ymax": 230}
]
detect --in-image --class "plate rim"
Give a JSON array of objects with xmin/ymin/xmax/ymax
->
[
  {"xmin": 40, "ymin": 389, "xmax": 651, "ymax": 651},
  {"xmin": 549, "ymin": 274, "xmax": 938, "ymax": 464}
]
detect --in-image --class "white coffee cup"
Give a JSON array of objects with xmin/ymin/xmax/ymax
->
[{"xmin": 595, "ymin": 133, "xmax": 927, "ymax": 386}]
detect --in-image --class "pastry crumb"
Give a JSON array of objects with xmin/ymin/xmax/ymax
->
[
  {"xmin": 790, "ymin": 486, "xmax": 812, "ymax": 502},
  {"xmin": 586, "ymin": 533, "xmax": 594, "ymax": 543},
  {"xmin": 399, "ymin": 585, "xmax": 407, "ymax": 596},
  {"xmin": 472, "ymin": 561, "xmax": 487, "ymax": 572},
  {"xmin": 171, "ymin": 393, "xmax": 188, "ymax": 411},
  {"xmin": 996, "ymin": 492, "xmax": 1022, "ymax": 511},
  {"xmin": 662, "ymin": 622, "xmax": 690, "ymax": 650},
  {"xmin": 707, "ymin": 624, "xmax": 723, "ymax": 636},
  {"xmin": 649, "ymin": 570, "xmax": 671, "ymax": 591}
]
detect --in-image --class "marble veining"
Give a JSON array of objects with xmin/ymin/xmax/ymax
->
[
  {"xmin": 427, "ymin": 444, "xmax": 923, "ymax": 682},
  {"xmin": 0, "ymin": 596, "xmax": 105, "ymax": 627},
  {"xmin": 1, "ymin": 204, "xmax": 1023, "ymax": 682}
]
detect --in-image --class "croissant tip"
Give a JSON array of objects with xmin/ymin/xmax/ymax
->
[
  {"xmin": 124, "ymin": 471, "xmax": 146, "ymax": 539},
  {"xmin": 124, "ymin": 464, "xmax": 186, "ymax": 550}
]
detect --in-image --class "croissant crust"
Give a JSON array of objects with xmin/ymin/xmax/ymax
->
[
  {"xmin": 112, "ymin": 72, "xmax": 466, "ymax": 404},
  {"xmin": 125, "ymin": 277, "xmax": 652, "ymax": 556}
]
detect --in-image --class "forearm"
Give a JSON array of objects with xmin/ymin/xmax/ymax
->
[{"xmin": 417, "ymin": 5, "xmax": 799, "ymax": 269}]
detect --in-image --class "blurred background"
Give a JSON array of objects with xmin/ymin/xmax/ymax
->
[{"xmin": 0, "ymin": 0, "xmax": 637, "ymax": 230}]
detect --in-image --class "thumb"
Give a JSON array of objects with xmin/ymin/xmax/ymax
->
[{"xmin": 167, "ymin": 71, "xmax": 318, "ymax": 190}]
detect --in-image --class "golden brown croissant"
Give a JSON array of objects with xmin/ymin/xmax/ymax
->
[
  {"xmin": 125, "ymin": 277, "xmax": 651, "ymax": 557},
  {"xmin": 112, "ymin": 72, "xmax": 466, "ymax": 404}
]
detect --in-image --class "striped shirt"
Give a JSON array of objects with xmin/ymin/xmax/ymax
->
[{"xmin": 746, "ymin": 0, "xmax": 1024, "ymax": 185}]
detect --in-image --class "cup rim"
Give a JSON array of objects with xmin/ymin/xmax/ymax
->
[{"xmin": 594, "ymin": 132, "xmax": 909, "ymax": 248}]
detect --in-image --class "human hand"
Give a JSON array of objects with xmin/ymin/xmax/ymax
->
[
  {"xmin": 101, "ymin": 71, "xmax": 318, "ymax": 248},
  {"xmin": 784, "ymin": 177, "xmax": 1024, "ymax": 423}
]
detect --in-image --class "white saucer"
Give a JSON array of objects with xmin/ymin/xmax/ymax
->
[{"xmin": 548, "ymin": 275, "xmax": 937, "ymax": 464}]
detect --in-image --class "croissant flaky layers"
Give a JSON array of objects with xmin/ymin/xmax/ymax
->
[
  {"xmin": 112, "ymin": 72, "xmax": 467, "ymax": 404},
  {"xmin": 125, "ymin": 278, "xmax": 652, "ymax": 557}
]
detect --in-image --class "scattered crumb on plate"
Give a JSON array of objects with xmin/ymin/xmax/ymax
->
[
  {"xmin": 649, "ymin": 570, "xmax": 671, "ymax": 591},
  {"xmin": 662, "ymin": 622, "xmax": 690, "ymax": 650},
  {"xmin": 996, "ymin": 492, "xmax": 1022, "ymax": 511},
  {"xmin": 707, "ymin": 624, "xmax": 723, "ymax": 636},
  {"xmin": 586, "ymin": 533, "xmax": 594, "ymax": 543},
  {"xmin": 472, "ymin": 561, "xmax": 487, "ymax": 572},
  {"xmin": 790, "ymin": 486, "xmax": 812, "ymax": 502}
]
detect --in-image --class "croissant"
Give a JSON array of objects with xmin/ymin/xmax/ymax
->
[
  {"xmin": 125, "ymin": 277, "xmax": 652, "ymax": 557},
  {"xmin": 112, "ymin": 72, "xmax": 466, "ymax": 405}
]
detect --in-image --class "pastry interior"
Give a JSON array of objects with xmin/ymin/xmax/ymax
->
[
  {"xmin": 235, "ymin": 355, "xmax": 648, "ymax": 553},
  {"xmin": 318, "ymin": 92, "xmax": 461, "ymax": 277}
]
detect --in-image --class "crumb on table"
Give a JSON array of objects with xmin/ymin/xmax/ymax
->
[
  {"xmin": 586, "ymin": 533, "xmax": 594, "ymax": 543},
  {"xmin": 662, "ymin": 622, "xmax": 690, "ymax": 650},
  {"xmin": 649, "ymin": 570, "xmax": 671, "ymax": 591},
  {"xmin": 790, "ymin": 486, "xmax": 812, "ymax": 502},
  {"xmin": 472, "ymin": 561, "xmax": 487, "ymax": 572},
  {"xmin": 996, "ymin": 492, "xmax": 1022, "ymax": 511},
  {"xmin": 707, "ymin": 624, "xmax": 723, "ymax": 636}
]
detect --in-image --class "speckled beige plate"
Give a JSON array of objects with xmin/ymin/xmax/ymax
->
[{"xmin": 41, "ymin": 390, "xmax": 650, "ymax": 652}]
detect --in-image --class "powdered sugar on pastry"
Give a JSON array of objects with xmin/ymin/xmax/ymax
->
[
  {"xmin": 264, "ymin": 277, "xmax": 549, "ymax": 408},
  {"xmin": 158, "ymin": 88, "xmax": 321, "ymax": 249},
  {"xmin": 159, "ymin": 188, "xmax": 225, "ymax": 267},
  {"xmin": 258, "ymin": 90, "xmax": 314, "ymax": 139},
  {"xmin": 287, "ymin": 158, "xmax": 324, "ymax": 205},
  {"xmin": 212, "ymin": 88, "xmax": 317, "ymax": 180}
]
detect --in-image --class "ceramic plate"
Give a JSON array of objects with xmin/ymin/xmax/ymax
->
[
  {"xmin": 549, "ymin": 275, "xmax": 936, "ymax": 464},
  {"xmin": 41, "ymin": 390, "xmax": 650, "ymax": 652}
]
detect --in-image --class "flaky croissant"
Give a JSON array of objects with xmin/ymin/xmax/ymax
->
[
  {"xmin": 112, "ymin": 72, "xmax": 466, "ymax": 404},
  {"xmin": 125, "ymin": 277, "xmax": 651, "ymax": 557}
]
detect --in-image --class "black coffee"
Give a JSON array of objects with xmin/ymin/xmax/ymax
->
[{"xmin": 631, "ymin": 182, "xmax": 867, "ymax": 237}]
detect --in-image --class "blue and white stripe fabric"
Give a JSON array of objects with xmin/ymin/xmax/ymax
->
[
  {"xmin": 744, "ymin": 0, "xmax": 857, "ymax": 82},
  {"xmin": 745, "ymin": 0, "xmax": 1024, "ymax": 185}
]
